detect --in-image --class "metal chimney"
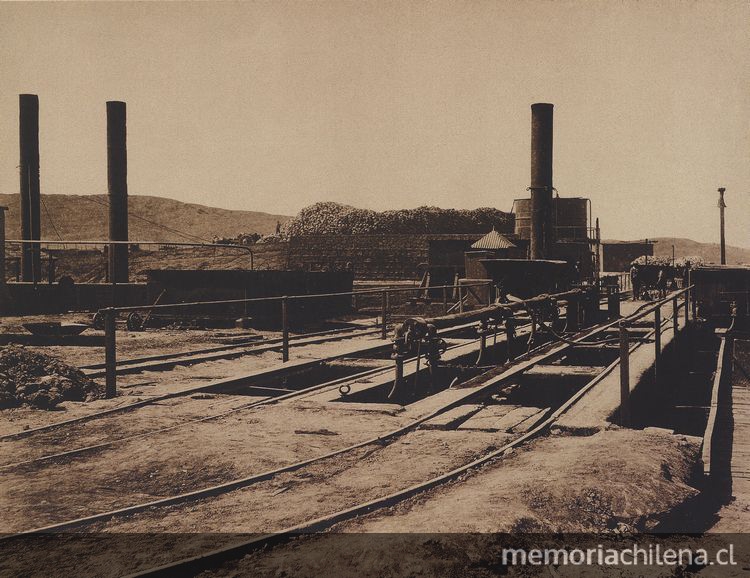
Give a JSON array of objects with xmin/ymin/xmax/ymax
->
[
  {"xmin": 529, "ymin": 103, "xmax": 554, "ymax": 260},
  {"xmin": 107, "ymin": 101, "xmax": 129, "ymax": 283},
  {"xmin": 19, "ymin": 94, "xmax": 42, "ymax": 282}
]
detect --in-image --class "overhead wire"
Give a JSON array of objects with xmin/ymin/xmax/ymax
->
[
  {"xmin": 40, "ymin": 194, "xmax": 63, "ymax": 242},
  {"xmin": 79, "ymin": 194, "xmax": 210, "ymax": 244}
]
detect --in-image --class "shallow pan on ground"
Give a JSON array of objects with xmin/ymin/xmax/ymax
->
[{"xmin": 22, "ymin": 322, "xmax": 89, "ymax": 337}]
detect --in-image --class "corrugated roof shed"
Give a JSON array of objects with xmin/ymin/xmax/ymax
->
[{"xmin": 471, "ymin": 229, "xmax": 516, "ymax": 250}]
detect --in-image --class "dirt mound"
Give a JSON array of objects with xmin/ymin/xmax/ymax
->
[
  {"xmin": 284, "ymin": 202, "xmax": 513, "ymax": 237},
  {"xmin": 0, "ymin": 345, "xmax": 102, "ymax": 410}
]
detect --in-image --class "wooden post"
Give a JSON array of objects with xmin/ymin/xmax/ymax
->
[
  {"xmin": 487, "ymin": 281, "xmax": 493, "ymax": 306},
  {"xmin": 684, "ymin": 290, "xmax": 690, "ymax": 325},
  {"xmin": 477, "ymin": 319, "xmax": 487, "ymax": 364},
  {"xmin": 691, "ymin": 286, "xmax": 697, "ymax": 319},
  {"xmin": 619, "ymin": 321, "xmax": 631, "ymax": 427},
  {"xmin": 505, "ymin": 318, "xmax": 515, "ymax": 362},
  {"xmin": 442, "ymin": 286, "xmax": 448, "ymax": 315},
  {"xmin": 607, "ymin": 287, "xmax": 620, "ymax": 319},
  {"xmin": 104, "ymin": 308, "xmax": 117, "ymax": 399},
  {"xmin": 654, "ymin": 305, "xmax": 661, "ymax": 385},
  {"xmin": 281, "ymin": 297, "xmax": 289, "ymax": 362},
  {"xmin": 672, "ymin": 296, "xmax": 679, "ymax": 335},
  {"xmin": 381, "ymin": 290, "xmax": 388, "ymax": 340},
  {"xmin": 566, "ymin": 296, "xmax": 579, "ymax": 332},
  {"xmin": 458, "ymin": 284, "xmax": 464, "ymax": 313}
]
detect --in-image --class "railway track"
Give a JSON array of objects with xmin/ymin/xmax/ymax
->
[
  {"xmin": 2, "ymin": 295, "xmax": 672, "ymax": 578},
  {"xmin": 81, "ymin": 324, "xmax": 383, "ymax": 377},
  {"xmin": 126, "ymin": 310, "xmax": 673, "ymax": 578},
  {"xmin": 0, "ymin": 317, "xmax": 500, "ymax": 446},
  {"xmin": 0, "ymin": 326, "xmax": 406, "ymax": 443},
  {"xmin": 0, "ymin": 319, "xmax": 548, "ymax": 533},
  {"xmin": 0, "ymin": 320, "xmax": 544, "ymax": 494},
  {"xmin": 4, "ymin": 313, "xmax": 627, "ymax": 535},
  {"xmin": 0, "ymin": 329, "xmax": 496, "ymax": 472}
]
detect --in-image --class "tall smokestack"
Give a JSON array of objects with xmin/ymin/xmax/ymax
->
[
  {"xmin": 529, "ymin": 103, "xmax": 554, "ymax": 260},
  {"xmin": 19, "ymin": 94, "xmax": 42, "ymax": 282},
  {"xmin": 718, "ymin": 187, "xmax": 726, "ymax": 265},
  {"xmin": 107, "ymin": 101, "xmax": 129, "ymax": 283}
]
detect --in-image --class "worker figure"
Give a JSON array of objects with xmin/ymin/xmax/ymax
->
[
  {"xmin": 656, "ymin": 268, "xmax": 667, "ymax": 299},
  {"xmin": 630, "ymin": 265, "xmax": 640, "ymax": 300}
]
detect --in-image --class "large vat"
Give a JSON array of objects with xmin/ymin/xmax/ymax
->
[{"xmin": 514, "ymin": 197, "xmax": 589, "ymax": 241}]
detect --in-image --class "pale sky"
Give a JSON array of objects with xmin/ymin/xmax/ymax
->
[{"xmin": 1, "ymin": 0, "xmax": 748, "ymax": 247}]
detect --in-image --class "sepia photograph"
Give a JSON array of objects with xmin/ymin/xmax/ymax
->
[{"xmin": 0, "ymin": 1, "xmax": 748, "ymax": 576}]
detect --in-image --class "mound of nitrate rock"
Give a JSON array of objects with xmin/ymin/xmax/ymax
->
[{"xmin": 0, "ymin": 345, "xmax": 102, "ymax": 410}]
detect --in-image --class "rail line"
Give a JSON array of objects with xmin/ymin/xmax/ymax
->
[
  {"xmin": 0, "ymin": 334, "xmax": 483, "ymax": 471},
  {"xmin": 7, "ymin": 315, "xmax": 621, "ymax": 538},
  {"xmin": 127, "ymin": 309, "xmax": 671, "ymax": 578},
  {"xmin": 0, "ymin": 318, "xmax": 529, "ymax": 472},
  {"xmin": 1, "ymin": 319, "xmax": 499, "ymax": 443},
  {"xmin": 0, "ymin": 330, "xmax": 396, "ymax": 442},
  {"xmin": 81, "ymin": 324, "xmax": 383, "ymax": 377}
]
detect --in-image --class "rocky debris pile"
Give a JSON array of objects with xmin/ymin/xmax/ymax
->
[
  {"xmin": 283, "ymin": 202, "xmax": 514, "ymax": 237},
  {"xmin": 0, "ymin": 345, "xmax": 102, "ymax": 410},
  {"xmin": 630, "ymin": 255, "xmax": 673, "ymax": 267}
]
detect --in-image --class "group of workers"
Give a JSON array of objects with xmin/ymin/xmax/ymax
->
[{"xmin": 629, "ymin": 265, "xmax": 669, "ymax": 301}]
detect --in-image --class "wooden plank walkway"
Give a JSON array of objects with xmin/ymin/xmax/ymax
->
[
  {"xmin": 709, "ymin": 337, "xmax": 750, "ymax": 532},
  {"xmin": 729, "ymin": 339, "xmax": 750, "ymax": 497}
]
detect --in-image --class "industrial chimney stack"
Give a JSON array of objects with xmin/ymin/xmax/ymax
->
[
  {"xmin": 19, "ymin": 94, "xmax": 42, "ymax": 282},
  {"xmin": 529, "ymin": 103, "xmax": 554, "ymax": 260},
  {"xmin": 107, "ymin": 101, "xmax": 129, "ymax": 283}
]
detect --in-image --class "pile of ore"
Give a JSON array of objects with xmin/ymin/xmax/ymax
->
[
  {"xmin": 282, "ymin": 202, "xmax": 514, "ymax": 237},
  {"xmin": 0, "ymin": 345, "xmax": 102, "ymax": 410}
]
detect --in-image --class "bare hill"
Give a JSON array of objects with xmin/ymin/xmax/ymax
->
[
  {"xmin": 605, "ymin": 237, "xmax": 750, "ymax": 265},
  {"xmin": 0, "ymin": 193, "xmax": 289, "ymax": 243},
  {"xmin": 650, "ymin": 237, "xmax": 750, "ymax": 265}
]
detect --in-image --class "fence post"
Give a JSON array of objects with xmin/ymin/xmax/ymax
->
[
  {"xmin": 566, "ymin": 296, "xmax": 579, "ymax": 332},
  {"xmin": 442, "ymin": 286, "xmax": 448, "ymax": 315},
  {"xmin": 619, "ymin": 321, "xmax": 631, "ymax": 427},
  {"xmin": 692, "ymin": 290, "xmax": 697, "ymax": 320},
  {"xmin": 685, "ymin": 290, "xmax": 690, "ymax": 325},
  {"xmin": 654, "ymin": 305, "xmax": 661, "ymax": 385},
  {"xmin": 476, "ymin": 319, "xmax": 487, "ymax": 364},
  {"xmin": 459, "ymin": 284, "xmax": 464, "ymax": 313},
  {"xmin": 505, "ymin": 318, "xmax": 515, "ymax": 362},
  {"xmin": 282, "ymin": 296, "xmax": 289, "ymax": 362},
  {"xmin": 104, "ymin": 308, "xmax": 117, "ymax": 399},
  {"xmin": 381, "ymin": 290, "xmax": 388, "ymax": 340},
  {"xmin": 607, "ymin": 286, "xmax": 620, "ymax": 319},
  {"xmin": 672, "ymin": 296, "xmax": 679, "ymax": 335}
]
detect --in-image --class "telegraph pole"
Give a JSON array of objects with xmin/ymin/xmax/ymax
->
[{"xmin": 718, "ymin": 187, "xmax": 726, "ymax": 265}]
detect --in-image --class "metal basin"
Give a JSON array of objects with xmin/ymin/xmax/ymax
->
[{"xmin": 22, "ymin": 322, "xmax": 89, "ymax": 337}]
